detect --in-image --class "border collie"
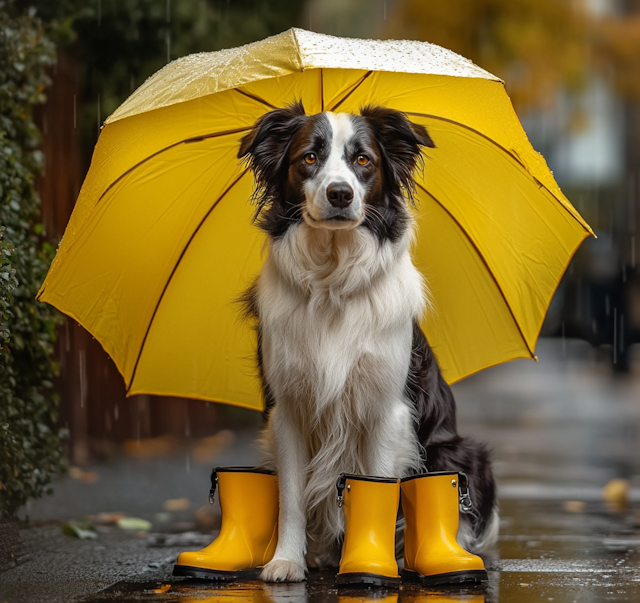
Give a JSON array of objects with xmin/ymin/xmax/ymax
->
[{"xmin": 238, "ymin": 102, "xmax": 498, "ymax": 582}]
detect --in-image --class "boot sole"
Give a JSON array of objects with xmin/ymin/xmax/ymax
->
[
  {"xmin": 172, "ymin": 564, "xmax": 262, "ymax": 581},
  {"xmin": 336, "ymin": 572, "xmax": 401, "ymax": 588},
  {"xmin": 401, "ymin": 568, "xmax": 488, "ymax": 585}
]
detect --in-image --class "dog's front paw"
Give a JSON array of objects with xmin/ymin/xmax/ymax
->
[{"xmin": 260, "ymin": 559, "xmax": 306, "ymax": 582}]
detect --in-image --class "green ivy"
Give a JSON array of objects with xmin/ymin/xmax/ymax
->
[
  {"xmin": 0, "ymin": 228, "xmax": 19, "ymax": 344},
  {"xmin": 0, "ymin": 2, "xmax": 66, "ymax": 519}
]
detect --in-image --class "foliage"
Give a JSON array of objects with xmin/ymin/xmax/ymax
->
[
  {"xmin": 388, "ymin": 0, "xmax": 640, "ymax": 111},
  {"xmin": 0, "ymin": 229, "xmax": 18, "ymax": 344},
  {"xmin": 0, "ymin": 2, "xmax": 65, "ymax": 519}
]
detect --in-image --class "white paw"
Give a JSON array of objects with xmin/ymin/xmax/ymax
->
[{"xmin": 260, "ymin": 558, "xmax": 306, "ymax": 582}]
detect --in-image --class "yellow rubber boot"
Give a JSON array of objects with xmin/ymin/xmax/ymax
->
[
  {"xmin": 173, "ymin": 467, "xmax": 278, "ymax": 580},
  {"xmin": 401, "ymin": 472, "xmax": 488, "ymax": 585},
  {"xmin": 335, "ymin": 474, "xmax": 401, "ymax": 587}
]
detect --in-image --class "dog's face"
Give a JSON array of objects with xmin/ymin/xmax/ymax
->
[{"xmin": 238, "ymin": 103, "xmax": 434, "ymax": 242}]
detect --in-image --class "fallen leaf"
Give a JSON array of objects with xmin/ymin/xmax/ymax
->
[
  {"xmin": 192, "ymin": 430, "xmax": 235, "ymax": 463},
  {"xmin": 117, "ymin": 517, "xmax": 152, "ymax": 531},
  {"xmin": 153, "ymin": 585, "xmax": 171, "ymax": 594},
  {"xmin": 123, "ymin": 436, "xmax": 178, "ymax": 458},
  {"xmin": 62, "ymin": 521, "xmax": 98, "ymax": 540},
  {"xmin": 88, "ymin": 512, "xmax": 127, "ymax": 525},
  {"xmin": 68, "ymin": 466, "xmax": 99, "ymax": 484},
  {"xmin": 603, "ymin": 478, "xmax": 629, "ymax": 512},
  {"xmin": 164, "ymin": 498, "xmax": 190, "ymax": 512},
  {"xmin": 563, "ymin": 500, "xmax": 586, "ymax": 513}
]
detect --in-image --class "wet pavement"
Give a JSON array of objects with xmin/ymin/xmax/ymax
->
[{"xmin": 2, "ymin": 339, "xmax": 640, "ymax": 602}]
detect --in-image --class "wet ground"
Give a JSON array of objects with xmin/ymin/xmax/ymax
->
[{"xmin": 2, "ymin": 339, "xmax": 640, "ymax": 602}]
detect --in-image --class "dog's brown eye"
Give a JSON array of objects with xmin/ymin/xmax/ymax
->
[
  {"xmin": 357, "ymin": 155, "xmax": 369, "ymax": 166},
  {"xmin": 304, "ymin": 153, "xmax": 316, "ymax": 165}
]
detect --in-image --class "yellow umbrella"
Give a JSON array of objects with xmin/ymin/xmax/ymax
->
[{"xmin": 38, "ymin": 28, "xmax": 593, "ymax": 411}]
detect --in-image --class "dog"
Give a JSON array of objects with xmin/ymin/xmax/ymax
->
[{"xmin": 238, "ymin": 102, "xmax": 499, "ymax": 583}]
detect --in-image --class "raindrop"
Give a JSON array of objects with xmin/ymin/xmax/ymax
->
[
  {"xmin": 166, "ymin": 30, "xmax": 171, "ymax": 63},
  {"xmin": 79, "ymin": 349, "xmax": 87, "ymax": 409},
  {"xmin": 96, "ymin": 94, "xmax": 101, "ymax": 137},
  {"xmin": 613, "ymin": 308, "xmax": 617, "ymax": 365}
]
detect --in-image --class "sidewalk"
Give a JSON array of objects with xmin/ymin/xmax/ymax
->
[{"xmin": 1, "ymin": 339, "xmax": 640, "ymax": 602}]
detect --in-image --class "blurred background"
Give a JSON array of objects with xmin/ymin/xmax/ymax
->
[{"xmin": 2, "ymin": 0, "xmax": 640, "ymax": 571}]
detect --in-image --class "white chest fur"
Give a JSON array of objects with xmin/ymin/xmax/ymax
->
[{"xmin": 257, "ymin": 224, "xmax": 425, "ymax": 419}]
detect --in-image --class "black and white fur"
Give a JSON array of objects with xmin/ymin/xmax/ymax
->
[{"xmin": 238, "ymin": 102, "xmax": 498, "ymax": 583}]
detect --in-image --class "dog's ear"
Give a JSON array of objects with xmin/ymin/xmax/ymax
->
[
  {"xmin": 238, "ymin": 101, "xmax": 307, "ymax": 186},
  {"xmin": 360, "ymin": 105, "xmax": 434, "ymax": 199}
]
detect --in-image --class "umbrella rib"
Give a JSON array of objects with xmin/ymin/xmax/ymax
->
[
  {"xmin": 234, "ymin": 88, "xmax": 279, "ymax": 110},
  {"xmin": 327, "ymin": 71, "xmax": 373, "ymax": 112},
  {"xmin": 96, "ymin": 127, "xmax": 252, "ymax": 206},
  {"xmin": 417, "ymin": 183, "xmax": 536, "ymax": 359},
  {"xmin": 407, "ymin": 112, "xmax": 593, "ymax": 236},
  {"xmin": 126, "ymin": 168, "xmax": 250, "ymax": 392}
]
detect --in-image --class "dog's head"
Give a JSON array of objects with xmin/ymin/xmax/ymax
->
[{"xmin": 238, "ymin": 102, "xmax": 434, "ymax": 241}]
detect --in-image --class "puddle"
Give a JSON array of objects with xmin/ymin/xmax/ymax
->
[
  {"xmin": 81, "ymin": 573, "xmax": 488, "ymax": 603},
  {"xmin": 80, "ymin": 563, "xmax": 640, "ymax": 603}
]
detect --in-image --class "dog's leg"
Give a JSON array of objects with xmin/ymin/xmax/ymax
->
[
  {"xmin": 260, "ymin": 403, "xmax": 308, "ymax": 583},
  {"xmin": 366, "ymin": 401, "xmax": 420, "ymax": 478}
]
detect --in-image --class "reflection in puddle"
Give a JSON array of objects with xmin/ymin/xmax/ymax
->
[
  {"xmin": 399, "ymin": 592, "xmax": 485, "ymax": 603},
  {"xmin": 85, "ymin": 576, "xmax": 487, "ymax": 603}
]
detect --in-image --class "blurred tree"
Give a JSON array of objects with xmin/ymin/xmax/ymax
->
[{"xmin": 388, "ymin": 0, "xmax": 640, "ymax": 112}]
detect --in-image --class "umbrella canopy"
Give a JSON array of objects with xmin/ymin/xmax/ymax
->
[{"xmin": 38, "ymin": 28, "xmax": 593, "ymax": 411}]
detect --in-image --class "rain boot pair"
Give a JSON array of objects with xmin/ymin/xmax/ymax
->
[
  {"xmin": 172, "ymin": 467, "xmax": 487, "ymax": 586},
  {"xmin": 335, "ymin": 472, "xmax": 488, "ymax": 587}
]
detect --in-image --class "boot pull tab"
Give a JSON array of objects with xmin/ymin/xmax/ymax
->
[
  {"xmin": 209, "ymin": 468, "xmax": 218, "ymax": 505},
  {"xmin": 458, "ymin": 472, "xmax": 474, "ymax": 513},
  {"xmin": 458, "ymin": 472, "xmax": 483, "ymax": 538},
  {"xmin": 336, "ymin": 473, "xmax": 348, "ymax": 508}
]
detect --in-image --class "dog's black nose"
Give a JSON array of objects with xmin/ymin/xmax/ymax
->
[{"xmin": 326, "ymin": 182, "xmax": 354, "ymax": 208}]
